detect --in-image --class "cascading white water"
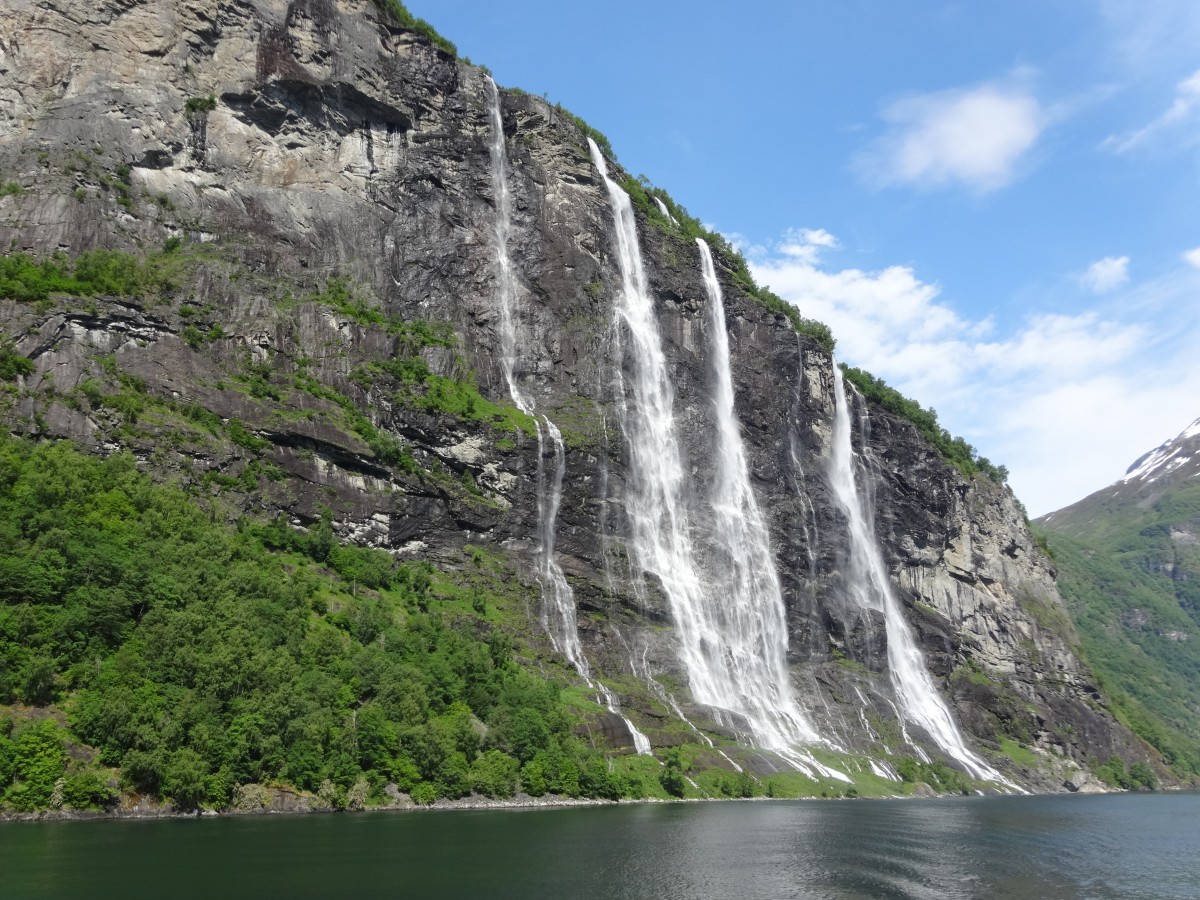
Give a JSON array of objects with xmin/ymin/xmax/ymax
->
[
  {"xmin": 588, "ymin": 137, "xmax": 843, "ymax": 778},
  {"xmin": 537, "ymin": 419, "xmax": 652, "ymax": 755},
  {"xmin": 828, "ymin": 364, "xmax": 1004, "ymax": 782},
  {"xmin": 485, "ymin": 77, "xmax": 529, "ymax": 414},
  {"xmin": 696, "ymin": 239, "xmax": 825, "ymax": 750},
  {"xmin": 486, "ymin": 82, "xmax": 649, "ymax": 754},
  {"xmin": 652, "ymin": 196, "xmax": 678, "ymax": 226}
]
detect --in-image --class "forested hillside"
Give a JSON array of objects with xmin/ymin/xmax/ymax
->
[
  {"xmin": 0, "ymin": 435, "xmax": 664, "ymax": 812},
  {"xmin": 1037, "ymin": 419, "xmax": 1200, "ymax": 779}
]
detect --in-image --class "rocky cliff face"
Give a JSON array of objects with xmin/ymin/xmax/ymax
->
[{"xmin": 0, "ymin": 0, "xmax": 1160, "ymax": 789}]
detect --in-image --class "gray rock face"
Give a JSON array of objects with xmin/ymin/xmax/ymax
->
[{"xmin": 0, "ymin": 0, "xmax": 1160, "ymax": 788}]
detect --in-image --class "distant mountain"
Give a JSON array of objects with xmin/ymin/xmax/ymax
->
[
  {"xmin": 1041, "ymin": 417, "xmax": 1200, "ymax": 541},
  {"xmin": 1036, "ymin": 418, "xmax": 1200, "ymax": 775}
]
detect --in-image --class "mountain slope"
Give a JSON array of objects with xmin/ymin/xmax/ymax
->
[
  {"xmin": 0, "ymin": 0, "xmax": 1159, "ymax": 805},
  {"xmin": 1037, "ymin": 417, "xmax": 1200, "ymax": 774}
]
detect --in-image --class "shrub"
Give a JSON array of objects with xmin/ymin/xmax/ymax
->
[
  {"xmin": 410, "ymin": 782, "xmax": 438, "ymax": 805},
  {"xmin": 370, "ymin": 0, "xmax": 457, "ymax": 56},
  {"xmin": 62, "ymin": 768, "xmax": 117, "ymax": 810},
  {"xmin": 185, "ymin": 96, "xmax": 216, "ymax": 115},
  {"xmin": 0, "ymin": 344, "xmax": 33, "ymax": 381},
  {"xmin": 2, "ymin": 719, "xmax": 68, "ymax": 811},
  {"xmin": 0, "ymin": 248, "xmax": 187, "ymax": 303},
  {"xmin": 1095, "ymin": 755, "xmax": 1134, "ymax": 789},
  {"xmin": 616, "ymin": 173, "xmax": 835, "ymax": 351},
  {"xmin": 1128, "ymin": 760, "xmax": 1157, "ymax": 791},
  {"xmin": 841, "ymin": 365, "xmax": 1009, "ymax": 483},
  {"xmin": 470, "ymin": 749, "xmax": 520, "ymax": 799}
]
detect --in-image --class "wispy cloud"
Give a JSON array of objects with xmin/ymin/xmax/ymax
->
[
  {"xmin": 1184, "ymin": 247, "xmax": 1200, "ymax": 269},
  {"xmin": 1080, "ymin": 255, "xmax": 1131, "ymax": 293},
  {"xmin": 776, "ymin": 228, "xmax": 840, "ymax": 264},
  {"xmin": 1096, "ymin": 1, "xmax": 1200, "ymax": 73},
  {"xmin": 750, "ymin": 231, "xmax": 1200, "ymax": 515},
  {"xmin": 855, "ymin": 80, "xmax": 1044, "ymax": 193},
  {"xmin": 1104, "ymin": 68, "xmax": 1200, "ymax": 153}
]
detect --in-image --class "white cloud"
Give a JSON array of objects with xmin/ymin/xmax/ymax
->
[
  {"xmin": 751, "ymin": 230, "xmax": 1200, "ymax": 516},
  {"xmin": 1104, "ymin": 68, "xmax": 1200, "ymax": 153},
  {"xmin": 1183, "ymin": 246, "xmax": 1200, "ymax": 269},
  {"xmin": 776, "ymin": 228, "xmax": 840, "ymax": 264},
  {"xmin": 1080, "ymin": 255, "xmax": 1131, "ymax": 292},
  {"xmin": 856, "ymin": 82, "xmax": 1044, "ymax": 193}
]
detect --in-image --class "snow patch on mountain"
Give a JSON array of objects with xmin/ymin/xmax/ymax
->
[{"xmin": 1122, "ymin": 417, "xmax": 1200, "ymax": 484}]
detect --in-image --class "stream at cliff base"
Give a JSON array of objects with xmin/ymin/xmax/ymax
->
[{"xmin": 3, "ymin": 792, "xmax": 1199, "ymax": 899}]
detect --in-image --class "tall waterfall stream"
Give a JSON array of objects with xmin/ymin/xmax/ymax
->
[
  {"xmin": 829, "ymin": 365, "xmax": 1006, "ymax": 783},
  {"xmin": 480, "ymin": 107, "xmax": 1009, "ymax": 781},
  {"xmin": 588, "ymin": 137, "xmax": 845, "ymax": 779},
  {"xmin": 487, "ymin": 82, "xmax": 650, "ymax": 754}
]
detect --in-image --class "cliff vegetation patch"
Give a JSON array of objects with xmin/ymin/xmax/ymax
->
[{"xmin": 0, "ymin": 435, "xmax": 640, "ymax": 813}]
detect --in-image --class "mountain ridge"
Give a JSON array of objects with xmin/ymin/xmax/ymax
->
[{"xmin": 0, "ymin": 0, "xmax": 1167, "ymax": 810}]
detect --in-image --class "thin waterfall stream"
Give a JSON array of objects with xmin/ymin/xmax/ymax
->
[
  {"xmin": 486, "ymin": 81, "xmax": 649, "ymax": 754},
  {"xmin": 828, "ymin": 364, "xmax": 1006, "ymax": 783},
  {"xmin": 588, "ymin": 136, "xmax": 844, "ymax": 778}
]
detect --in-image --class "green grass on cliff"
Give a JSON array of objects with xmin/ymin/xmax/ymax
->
[
  {"xmin": 0, "ymin": 249, "xmax": 178, "ymax": 305},
  {"xmin": 0, "ymin": 243, "xmax": 221, "ymax": 315}
]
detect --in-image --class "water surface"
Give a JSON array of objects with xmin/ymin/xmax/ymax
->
[{"xmin": 3, "ymin": 793, "xmax": 1198, "ymax": 899}]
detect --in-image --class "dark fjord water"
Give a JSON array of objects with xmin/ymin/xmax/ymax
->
[{"xmin": 3, "ymin": 793, "xmax": 1198, "ymax": 899}]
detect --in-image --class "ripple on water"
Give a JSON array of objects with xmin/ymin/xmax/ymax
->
[{"xmin": 2, "ymin": 794, "xmax": 1200, "ymax": 899}]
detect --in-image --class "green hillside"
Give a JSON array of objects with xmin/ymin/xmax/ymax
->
[
  {"xmin": 0, "ymin": 435, "xmax": 658, "ymax": 812},
  {"xmin": 1036, "ymin": 426, "xmax": 1200, "ymax": 777}
]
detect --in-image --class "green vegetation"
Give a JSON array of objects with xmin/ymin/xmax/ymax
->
[
  {"xmin": 1038, "ymin": 507, "xmax": 1200, "ymax": 777},
  {"xmin": 554, "ymin": 104, "xmax": 615, "ymax": 160},
  {"xmin": 184, "ymin": 96, "xmax": 217, "ymax": 116},
  {"xmin": 297, "ymin": 278, "xmax": 535, "ymax": 438},
  {"xmin": 302, "ymin": 278, "xmax": 457, "ymax": 346},
  {"xmin": 953, "ymin": 657, "xmax": 997, "ymax": 687},
  {"xmin": 0, "ymin": 248, "xmax": 196, "ymax": 305},
  {"xmin": 894, "ymin": 757, "xmax": 972, "ymax": 794},
  {"xmin": 0, "ymin": 343, "xmax": 33, "ymax": 381},
  {"xmin": 998, "ymin": 737, "xmax": 1038, "ymax": 768},
  {"xmin": 840, "ymin": 365, "xmax": 1009, "ymax": 483},
  {"xmin": 500, "ymin": 86, "xmax": 615, "ymax": 159},
  {"xmin": 370, "ymin": 0, "xmax": 457, "ymax": 56},
  {"xmin": 1094, "ymin": 755, "xmax": 1157, "ymax": 791},
  {"xmin": 0, "ymin": 435, "xmax": 637, "ymax": 812},
  {"xmin": 0, "ymin": 717, "xmax": 116, "ymax": 812},
  {"xmin": 0, "ymin": 182, "xmax": 25, "ymax": 197}
]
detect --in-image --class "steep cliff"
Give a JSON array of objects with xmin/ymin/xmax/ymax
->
[{"xmin": 0, "ymin": 0, "xmax": 1160, "ymax": 794}]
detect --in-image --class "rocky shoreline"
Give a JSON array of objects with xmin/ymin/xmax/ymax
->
[{"xmin": 2, "ymin": 777, "xmax": 1126, "ymax": 824}]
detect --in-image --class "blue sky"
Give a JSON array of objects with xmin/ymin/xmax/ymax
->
[{"xmin": 407, "ymin": 0, "xmax": 1200, "ymax": 515}]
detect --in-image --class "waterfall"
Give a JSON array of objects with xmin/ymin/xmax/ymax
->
[
  {"xmin": 485, "ymin": 77, "xmax": 529, "ymax": 414},
  {"xmin": 828, "ymin": 365, "xmax": 1004, "ymax": 782},
  {"xmin": 652, "ymin": 196, "xmax": 678, "ymax": 226},
  {"xmin": 588, "ymin": 138, "xmax": 843, "ymax": 778},
  {"xmin": 486, "ymin": 81, "xmax": 649, "ymax": 754},
  {"xmin": 696, "ymin": 239, "xmax": 825, "ymax": 749},
  {"xmin": 538, "ymin": 418, "xmax": 652, "ymax": 755}
]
